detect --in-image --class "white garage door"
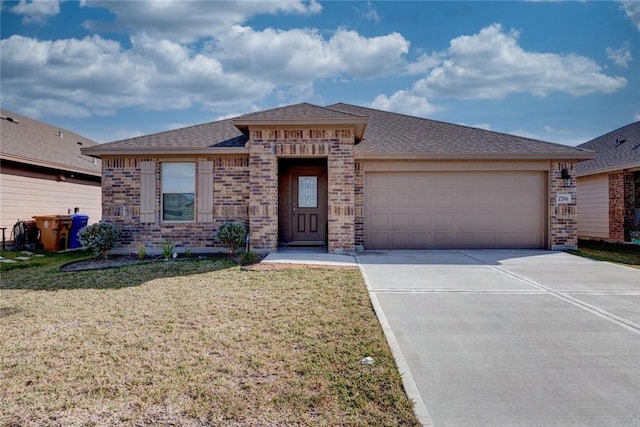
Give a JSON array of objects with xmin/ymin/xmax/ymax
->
[{"xmin": 365, "ymin": 171, "xmax": 546, "ymax": 249}]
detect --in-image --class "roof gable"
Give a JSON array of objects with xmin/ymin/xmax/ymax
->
[
  {"xmin": 0, "ymin": 109, "xmax": 101, "ymax": 176},
  {"xmin": 232, "ymin": 103, "xmax": 368, "ymax": 141},
  {"xmin": 577, "ymin": 121, "xmax": 640, "ymax": 176}
]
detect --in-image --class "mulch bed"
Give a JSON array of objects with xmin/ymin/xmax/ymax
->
[{"xmin": 60, "ymin": 255, "xmax": 163, "ymax": 272}]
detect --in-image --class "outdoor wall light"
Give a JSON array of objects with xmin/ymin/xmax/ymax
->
[{"xmin": 561, "ymin": 168, "xmax": 572, "ymax": 188}]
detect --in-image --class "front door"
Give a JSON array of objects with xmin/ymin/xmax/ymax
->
[{"xmin": 290, "ymin": 168, "xmax": 327, "ymax": 244}]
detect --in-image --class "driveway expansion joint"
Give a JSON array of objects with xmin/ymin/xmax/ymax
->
[{"xmin": 459, "ymin": 250, "xmax": 640, "ymax": 336}]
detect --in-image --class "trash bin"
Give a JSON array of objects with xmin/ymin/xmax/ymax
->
[
  {"xmin": 69, "ymin": 214, "xmax": 89, "ymax": 249},
  {"xmin": 32, "ymin": 215, "xmax": 72, "ymax": 251}
]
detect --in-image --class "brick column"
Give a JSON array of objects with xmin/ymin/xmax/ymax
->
[
  {"xmin": 354, "ymin": 161, "xmax": 365, "ymax": 251},
  {"xmin": 327, "ymin": 131, "xmax": 355, "ymax": 253},
  {"xmin": 249, "ymin": 140, "xmax": 278, "ymax": 251},
  {"xmin": 609, "ymin": 172, "xmax": 625, "ymax": 241},
  {"xmin": 550, "ymin": 161, "xmax": 578, "ymax": 250}
]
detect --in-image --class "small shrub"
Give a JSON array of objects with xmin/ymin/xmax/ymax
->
[
  {"xmin": 137, "ymin": 244, "xmax": 146, "ymax": 260},
  {"xmin": 217, "ymin": 223, "xmax": 246, "ymax": 255},
  {"xmin": 185, "ymin": 248, "xmax": 192, "ymax": 258},
  {"xmin": 161, "ymin": 239, "xmax": 175, "ymax": 260},
  {"xmin": 239, "ymin": 251, "xmax": 262, "ymax": 266},
  {"xmin": 78, "ymin": 222, "xmax": 119, "ymax": 259}
]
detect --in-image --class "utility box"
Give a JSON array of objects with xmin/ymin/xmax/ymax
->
[
  {"xmin": 33, "ymin": 215, "xmax": 72, "ymax": 251},
  {"xmin": 69, "ymin": 214, "xmax": 89, "ymax": 249}
]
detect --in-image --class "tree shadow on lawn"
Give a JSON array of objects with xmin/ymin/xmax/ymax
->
[{"xmin": 0, "ymin": 253, "xmax": 239, "ymax": 291}]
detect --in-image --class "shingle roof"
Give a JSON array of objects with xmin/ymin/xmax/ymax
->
[
  {"xmin": 329, "ymin": 103, "xmax": 593, "ymax": 159},
  {"xmin": 1, "ymin": 109, "xmax": 101, "ymax": 176},
  {"xmin": 234, "ymin": 102, "xmax": 365, "ymax": 121},
  {"xmin": 83, "ymin": 102, "xmax": 593, "ymax": 160},
  {"xmin": 576, "ymin": 121, "xmax": 640, "ymax": 176},
  {"xmin": 82, "ymin": 118, "xmax": 248, "ymax": 155}
]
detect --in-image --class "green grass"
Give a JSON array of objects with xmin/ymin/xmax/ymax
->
[
  {"xmin": 0, "ymin": 253, "xmax": 418, "ymax": 426},
  {"xmin": 567, "ymin": 239, "xmax": 640, "ymax": 269}
]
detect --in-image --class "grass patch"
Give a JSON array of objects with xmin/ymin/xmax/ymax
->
[
  {"xmin": 0, "ymin": 255, "xmax": 418, "ymax": 425},
  {"xmin": 567, "ymin": 239, "xmax": 640, "ymax": 269}
]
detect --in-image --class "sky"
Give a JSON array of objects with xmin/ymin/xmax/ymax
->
[{"xmin": 1, "ymin": 1, "xmax": 639, "ymax": 146}]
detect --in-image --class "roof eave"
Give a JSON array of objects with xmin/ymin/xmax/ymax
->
[
  {"xmin": 1, "ymin": 153, "xmax": 102, "ymax": 177},
  {"xmin": 355, "ymin": 151, "xmax": 597, "ymax": 161},
  {"xmin": 81, "ymin": 146, "xmax": 249, "ymax": 158},
  {"xmin": 577, "ymin": 161, "xmax": 640, "ymax": 177}
]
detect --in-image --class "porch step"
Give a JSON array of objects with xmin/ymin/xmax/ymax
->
[{"xmin": 286, "ymin": 241, "xmax": 325, "ymax": 247}]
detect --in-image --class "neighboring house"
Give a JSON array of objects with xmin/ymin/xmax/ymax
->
[
  {"xmin": 576, "ymin": 121, "xmax": 640, "ymax": 242},
  {"xmin": 0, "ymin": 109, "xmax": 102, "ymax": 234},
  {"xmin": 82, "ymin": 103, "xmax": 594, "ymax": 253}
]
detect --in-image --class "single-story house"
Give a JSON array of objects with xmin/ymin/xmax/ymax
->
[
  {"xmin": 82, "ymin": 103, "xmax": 595, "ymax": 253},
  {"xmin": 577, "ymin": 121, "xmax": 640, "ymax": 242},
  {"xmin": 0, "ymin": 109, "xmax": 102, "ymax": 235}
]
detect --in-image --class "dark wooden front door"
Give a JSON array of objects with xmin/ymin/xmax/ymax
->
[{"xmin": 289, "ymin": 167, "xmax": 327, "ymax": 244}]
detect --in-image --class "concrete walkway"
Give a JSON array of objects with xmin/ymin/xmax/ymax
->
[{"xmin": 261, "ymin": 247, "xmax": 357, "ymax": 267}]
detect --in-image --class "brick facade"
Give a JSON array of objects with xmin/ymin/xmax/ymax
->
[
  {"xmin": 102, "ymin": 156, "xmax": 249, "ymax": 253},
  {"xmin": 247, "ymin": 127, "xmax": 355, "ymax": 253},
  {"xmin": 100, "ymin": 153, "xmax": 582, "ymax": 253},
  {"xmin": 609, "ymin": 170, "xmax": 638, "ymax": 242},
  {"xmin": 549, "ymin": 160, "xmax": 578, "ymax": 250}
]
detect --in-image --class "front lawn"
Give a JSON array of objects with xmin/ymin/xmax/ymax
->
[
  {"xmin": 568, "ymin": 239, "xmax": 640, "ymax": 269},
  {"xmin": 0, "ymin": 252, "xmax": 418, "ymax": 426}
]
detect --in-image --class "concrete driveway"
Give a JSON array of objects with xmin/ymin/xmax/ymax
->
[{"xmin": 357, "ymin": 250, "xmax": 640, "ymax": 427}]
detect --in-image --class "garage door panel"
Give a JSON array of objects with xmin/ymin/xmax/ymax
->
[
  {"xmin": 369, "ymin": 194, "xmax": 389, "ymax": 209},
  {"xmin": 476, "ymin": 232, "xmax": 497, "ymax": 247},
  {"xmin": 454, "ymin": 213, "xmax": 476, "ymax": 228},
  {"xmin": 391, "ymin": 194, "xmax": 410, "ymax": 208},
  {"xmin": 391, "ymin": 233, "xmax": 411, "ymax": 248},
  {"xmin": 477, "ymin": 214, "xmax": 497, "ymax": 228},
  {"xmin": 369, "ymin": 213, "xmax": 389, "ymax": 228},
  {"xmin": 413, "ymin": 213, "xmax": 431, "ymax": 228},
  {"xmin": 433, "ymin": 213, "xmax": 453, "ymax": 227},
  {"xmin": 413, "ymin": 232, "xmax": 431, "ymax": 247},
  {"xmin": 365, "ymin": 171, "xmax": 545, "ymax": 249},
  {"xmin": 391, "ymin": 213, "xmax": 410, "ymax": 229},
  {"xmin": 368, "ymin": 174, "xmax": 388, "ymax": 190},
  {"xmin": 455, "ymin": 191, "xmax": 476, "ymax": 208},
  {"xmin": 413, "ymin": 195, "xmax": 431, "ymax": 209}
]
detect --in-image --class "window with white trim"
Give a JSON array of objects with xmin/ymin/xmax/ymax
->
[{"xmin": 161, "ymin": 162, "xmax": 195, "ymax": 221}]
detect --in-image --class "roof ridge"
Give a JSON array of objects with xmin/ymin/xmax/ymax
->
[
  {"xmin": 0, "ymin": 108, "xmax": 99, "ymax": 146},
  {"xmin": 329, "ymin": 103, "xmax": 590, "ymax": 151}
]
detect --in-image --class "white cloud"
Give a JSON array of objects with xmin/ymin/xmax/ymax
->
[
  {"xmin": 606, "ymin": 42, "xmax": 633, "ymax": 67},
  {"xmin": 10, "ymin": 0, "xmax": 61, "ymax": 24},
  {"xmin": 619, "ymin": 0, "xmax": 640, "ymax": 31},
  {"xmin": 414, "ymin": 24, "xmax": 626, "ymax": 99},
  {"xmin": 81, "ymin": 0, "xmax": 322, "ymax": 43},
  {"xmin": 0, "ymin": 23, "xmax": 410, "ymax": 119},
  {"xmin": 369, "ymin": 23, "xmax": 627, "ymax": 122},
  {"xmin": 634, "ymin": 111, "xmax": 640, "ymax": 122},
  {"xmin": 370, "ymin": 90, "xmax": 440, "ymax": 117},
  {"xmin": 0, "ymin": 34, "xmax": 271, "ymax": 117},
  {"xmin": 214, "ymin": 26, "xmax": 409, "ymax": 82},
  {"xmin": 407, "ymin": 52, "xmax": 442, "ymax": 75},
  {"xmin": 359, "ymin": 2, "xmax": 380, "ymax": 23}
]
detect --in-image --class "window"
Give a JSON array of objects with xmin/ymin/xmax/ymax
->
[
  {"xmin": 162, "ymin": 162, "xmax": 195, "ymax": 221},
  {"xmin": 298, "ymin": 176, "xmax": 318, "ymax": 208}
]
